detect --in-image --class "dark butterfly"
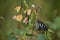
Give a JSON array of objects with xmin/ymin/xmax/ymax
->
[{"xmin": 34, "ymin": 19, "xmax": 48, "ymax": 31}]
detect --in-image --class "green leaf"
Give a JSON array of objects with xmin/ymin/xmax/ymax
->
[
  {"xmin": 26, "ymin": 33, "xmax": 33, "ymax": 36},
  {"xmin": 57, "ymin": 30, "xmax": 60, "ymax": 38},
  {"xmin": 37, "ymin": 34, "xmax": 46, "ymax": 40},
  {"xmin": 48, "ymin": 29, "xmax": 54, "ymax": 33}
]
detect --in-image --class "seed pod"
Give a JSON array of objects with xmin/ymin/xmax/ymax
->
[
  {"xmin": 13, "ymin": 15, "xmax": 23, "ymax": 21},
  {"xmin": 27, "ymin": 9, "xmax": 32, "ymax": 15},
  {"xmin": 31, "ymin": 4, "xmax": 35, "ymax": 8},
  {"xmin": 15, "ymin": 6, "xmax": 21, "ymax": 13},
  {"xmin": 23, "ymin": 17, "xmax": 29, "ymax": 24}
]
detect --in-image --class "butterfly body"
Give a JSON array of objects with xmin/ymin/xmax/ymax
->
[{"xmin": 35, "ymin": 19, "xmax": 48, "ymax": 31}]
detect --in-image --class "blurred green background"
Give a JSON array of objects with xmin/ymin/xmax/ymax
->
[{"xmin": 0, "ymin": 0, "xmax": 60, "ymax": 40}]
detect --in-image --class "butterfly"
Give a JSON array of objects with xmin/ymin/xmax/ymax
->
[
  {"xmin": 12, "ymin": 15, "xmax": 23, "ymax": 22},
  {"xmin": 35, "ymin": 19, "xmax": 48, "ymax": 31},
  {"xmin": 15, "ymin": 6, "xmax": 21, "ymax": 13}
]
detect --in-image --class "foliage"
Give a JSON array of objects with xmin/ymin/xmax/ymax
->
[
  {"xmin": 45, "ymin": 16, "xmax": 60, "ymax": 40},
  {"xmin": 0, "ymin": 0, "xmax": 60, "ymax": 40},
  {"xmin": 37, "ymin": 34, "xmax": 46, "ymax": 40}
]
